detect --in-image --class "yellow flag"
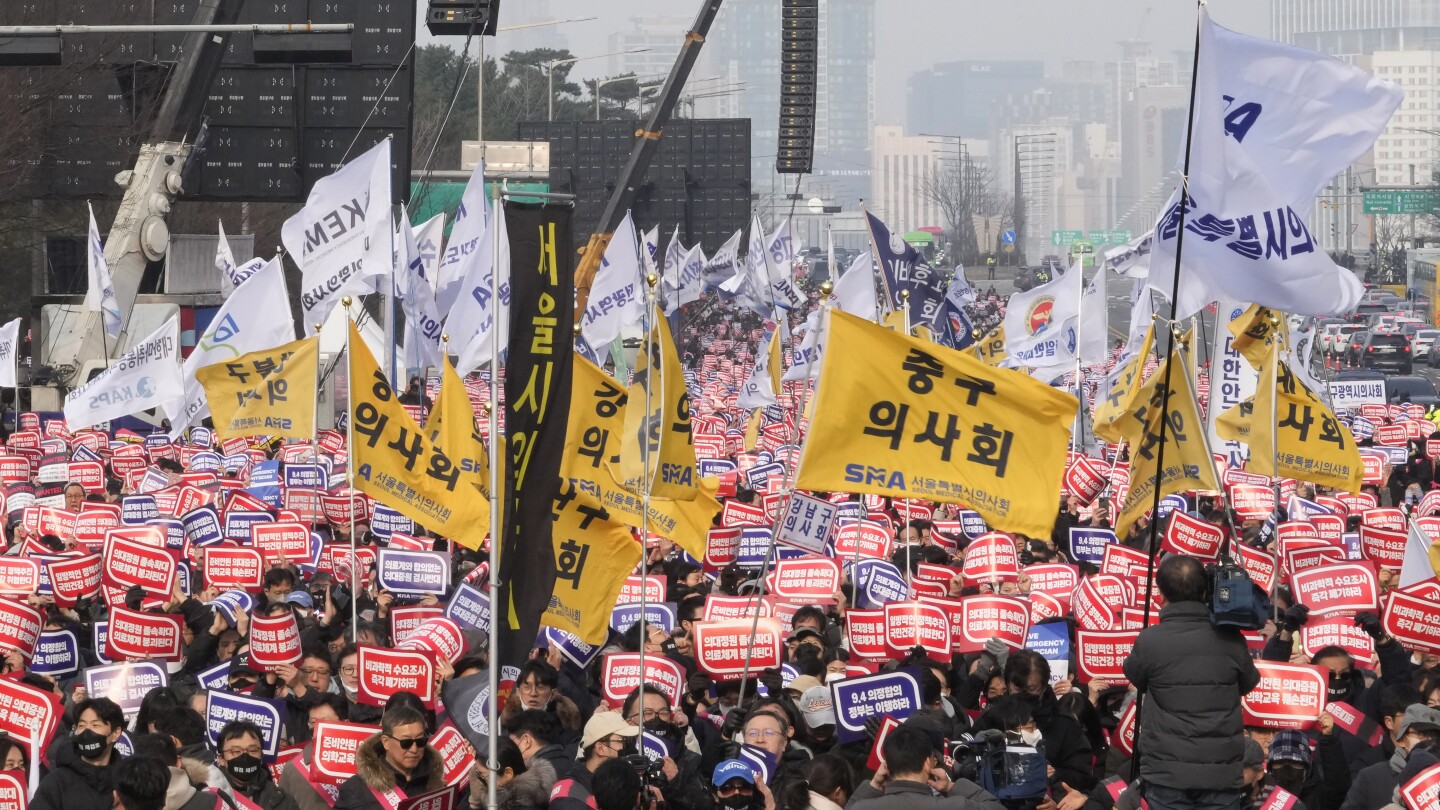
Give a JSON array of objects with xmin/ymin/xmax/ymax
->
[
  {"xmin": 743, "ymin": 408, "xmax": 763, "ymax": 452},
  {"xmin": 198, "ymin": 337, "xmax": 318, "ymax": 441},
  {"xmin": 620, "ymin": 304, "xmax": 698, "ymax": 500},
  {"xmin": 560, "ymin": 353, "xmax": 627, "ymax": 484},
  {"xmin": 1092, "ymin": 325, "xmax": 1155, "ymax": 445},
  {"xmin": 1116, "ymin": 346, "xmax": 1222, "ymax": 539},
  {"xmin": 963, "ymin": 325, "xmax": 1008, "ymax": 367},
  {"xmin": 543, "ymin": 479, "xmax": 642, "ymax": 644},
  {"xmin": 424, "ymin": 355, "xmax": 490, "ymax": 499},
  {"xmin": 1228, "ymin": 304, "xmax": 1283, "ymax": 367},
  {"xmin": 1217, "ymin": 338, "xmax": 1362, "ymax": 491},
  {"xmin": 577, "ymin": 468, "xmax": 720, "ymax": 562},
  {"xmin": 798, "ymin": 310, "xmax": 1077, "ymax": 538},
  {"xmin": 766, "ymin": 327, "xmax": 782, "ymax": 393},
  {"xmin": 346, "ymin": 321, "xmax": 488, "ymax": 549}
]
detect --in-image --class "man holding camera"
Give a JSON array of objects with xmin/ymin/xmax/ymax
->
[
  {"xmin": 1123, "ymin": 555, "xmax": 1261, "ymax": 810},
  {"xmin": 549, "ymin": 712, "xmax": 639, "ymax": 810},
  {"xmin": 848, "ymin": 727, "xmax": 1004, "ymax": 810}
]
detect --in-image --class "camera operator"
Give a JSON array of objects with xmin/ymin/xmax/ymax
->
[
  {"xmin": 622, "ymin": 686, "xmax": 712, "ymax": 810},
  {"xmin": 1123, "ymin": 554, "xmax": 1261, "ymax": 810},
  {"xmin": 549, "ymin": 712, "xmax": 639, "ymax": 810},
  {"xmin": 848, "ymin": 727, "xmax": 1003, "ymax": 810}
]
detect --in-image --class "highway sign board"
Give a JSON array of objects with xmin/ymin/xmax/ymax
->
[
  {"xmin": 1051, "ymin": 230, "xmax": 1084, "ymax": 247},
  {"xmin": 1363, "ymin": 189, "xmax": 1440, "ymax": 215}
]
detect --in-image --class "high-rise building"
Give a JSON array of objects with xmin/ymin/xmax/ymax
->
[
  {"xmin": 870, "ymin": 126, "xmax": 945, "ymax": 232},
  {"xmin": 699, "ymin": 0, "xmax": 876, "ymax": 213},
  {"xmin": 1118, "ymin": 84, "xmax": 1189, "ymax": 233},
  {"xmin": 1371, "ymin": 50, "xmax": 1440, "ymax": 188},
  {"xmin": 906, "ymin": 61, "xmax": 1045, "ymax": 140},
  {"xmin": 606, "ymin": 17, "xmax": 690, "ymax": 81},
  {"xmin": 1271, "ymin": 0, "xmax": 1440, "ymax": 58}
]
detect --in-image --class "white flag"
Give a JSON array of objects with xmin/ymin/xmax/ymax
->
[
  {"xmin": 723, "ymin": 217, "xmax": 777, "ymax": 317},
  {"xmin": 1077, "ymin": 263, "xmax": 1109, "ymax": 364},
  {"xmin": 1103, "ymin": 232, "xmax": 1153, "ymax": 279},
  {"xmin": 281, "ymin": 139, "xmax": 394, "ymax": 325},
  {"xmin": 704, "ymin": 230, "xmax": 743, "ymax": 290},
  {"xmin": 434, "ymin": 162, "xmax": 488, "ymax": 314},
  {"xmin": 1002, "ymin": 262, "xmax": 1082, "ymax": 368},
  {"xmin": 641, "ymin": 225, "xmax": 661, "ymax": 274},
  {"xmin": 412, "ymin": 213, "xmax": 446, "ymax": 293},
  {"xmin": 664, "ymin": 236, "xmax": 707, "ymax": 316},
  {"xmin": 164, "ymin": 260, "xmax": 297, "ymax": 437},
  {"xmin": 86, "ymin": 203, "xmax": 122, "ymax": 340},
  {"xmin": 0, "ymin": 319, "xmax": 20, "ymax": 389},
  {"xmin": 783, "ymin": 309, "xmax": 825, "ymax": 382},
  {"xmin": 452, "ymin": 202, "xmax": 511, "ymax": 375},
  {"xmin": 216, "ymin": 220, "xmax": 238, "ymax": 295},
  {"xmin": 1147, "ymin": 13, "xmax": 1401, "ymax": 317},
  {"xmin": 737, "ymin": 328, "xmax": 779, "ymax": 409},
  {"xmin": 762, "ymin": 219, "xmax": 803, "ymax": 312},
  {"xmin": 834, "ymin": 252, "xmax": 878, "ymax": 321},
  {"xmin": 397, "ymin": 207, "xmax": 444, "ymax": 374},
  {"xmin": 65, "ymin": 316, "xmax": 183, "ymax": 431},
  {"xmin": 1402, "ymin": 521, "xmax": 1439, "ymax": 589},
  {"xmin": 580, "ymin": 211, "xmax": 644, "ymax": 351},
  {"xmin": 1208, "ymin": 299, "xmax": 1259, "ymax": 469}
]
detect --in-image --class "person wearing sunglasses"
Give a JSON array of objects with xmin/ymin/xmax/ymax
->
[{"xmin": 335, "ymin": 707, "xmax": 446, "ymax": 810}]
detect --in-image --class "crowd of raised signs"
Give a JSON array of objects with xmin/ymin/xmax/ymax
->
[{"xmin": 0, "ymin": 288, "xmax": 1437, "ymax": 810}]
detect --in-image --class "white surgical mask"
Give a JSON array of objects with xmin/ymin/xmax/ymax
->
[
  {"xmin": 1019, "ymin": 729, "xmax": 1043, "ymax": 747},
  {"xmin": 825, "ymin": 672, "xmax": 845, "ymax": 684}
]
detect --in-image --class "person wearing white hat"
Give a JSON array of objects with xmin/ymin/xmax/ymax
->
[{"xmin": 549, "ymin": 712, "xmax": 639, "ymax": 810}]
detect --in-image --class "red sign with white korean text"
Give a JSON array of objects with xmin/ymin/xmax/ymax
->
[
  {"xmin": 75, "ymin": 503, "xmax": 121, "ymax": 546},
  {"xmin": 1299, "ymin": 618, "xmax": 1376, "ymax": 668},
  {"xmin": 46, "ymin": 554, "xmax": 101, "ymax": 609},
  {"xmin": 1285, "ymin": 545, "xmax": 1346, "ymax": 574},
  {"xmin": 311, "ymin": 722, "xmax": 380, "ymax": 783},
  {"xmin": 721, "ymin": 500, "xmax": 767, "ymax": 527},
  {"xmin": 106, "ymin": 606, "xmax": 183, "ymax": 661},
  {"xmin": 767, "ymin": 556, "xmax": 841, "ymax": 599},
  {"xmin": 102, "ymin": 536, "xmax": 176, "ymax": 596},
  {"xmin": 693, "ymin": 618, "xmax": 782, "ymax": 677},
  {"xmin": 1359, "ymin": 524, "xmax": 1407, "ymax": 569},
  {"xmin": 600, "ymin": 653, "xmax": 687, "ymax": 707},
  {"xmin": 1360, "ymin": 453, "xmax": 1386, "ymax": 486},
  {"xmin": 357, "ymin": 645, "xmax": 436, "ymax": 706},
  {"xmin": 832, "ymin": 521, "xmax": 893, "ymax": 559},
  {"xmin": 962, "ymin": 533, "xmax": 1019, "ymax": 586},
  {"xmin": 320, "ymin": 491, "xmax": 369, "ymax": 527},
  {"xmin": 617, "ymin": 576, "xmax": 666, "ymax": 606},
  {"xmin": 701, "ymin": 595, "xmax": 771, "ymax": 622},
  {"xmin": 68, "ymin": 461, "xmax": 104, "ymax": 493},
  {"xmin": 430, "ymin": 723, "xmax": 476, "ymax": 788},
  {"xmin": 204, "ymin": 547, "xmax": 265, "ymax": 591},
  {"xmin": 251, "ymin": 522, "xmax": 312, "ymax": 562},
  {"xmin": 1311, "ymin": 514, "xmax": 1346, "ymax": 546},
  {"xmin": 0, "ymin": 598, "xmax": 41, "ymax": 660},
  {"xmin": 247, "ymin": 612, "xmax": 303, "ymax": 671},
  {"xmin": 0, "ymin": 457, "xmax": 29, "ymax": 486},
  {"xmin": 396, "ymin": 618, "xmax": 467, "ymax": 664},
  {"xmin": 1289, "ymin": 563, "xmax": 1377, "ymax": 616},
  {"xmin": 1242, "ymin": 662, "xmax": 1327, "ymax": 730},
  {"xmin": 955, "ymin": 595, "xmax": 1030, "ymax": 653},
  {"xmin": 1229, "ymin": 485, "xmax": 1274, "ymax": 521},
  {"xmin": 1024, "ymin": 564, "xmax": 1077, "ymax": 601},
  {"xmin": 0, "ymin": 559, "xmax": 40, "ymax": 596},
  {"xmin": 1071, "ymin": 576, "xmax": 1118, "ymax": 631},
  {"xmin": 1400, "ymin": 763, "xmax": 1440, "ymax": 810},
  {"xmin": 1363, "ymin": 508, "xmax": 1405, "ymax": 532},
  {"xmin": 391, "ymin": 606, "xmax": 444, "ymax": 644},
  {"xmin": 1163, "ymin": 511, "xmax": 1224, "ymax": 561},
  {"xmin": 1064, "ymin": 457, "xmax": 1107, "ymax": 506},
  {"xmin": 845, "ymin": 609, "xmax": 888, "ymax": 659},
  {"xmin": 704, "ymin": 527, "xmax": 741, "ymax": 568},
  {"xmin": 1382, "ymin": 590, "xmax": 1440, "ymax": 654},
  {"xmin": 1101, "ymin": 543, "xmax": 1149, "ymax": 580},
  {"xmin": 883, "ymin": 601, "xmax": 951, "ymax": 661},
  {"xmin": 1236, "ymin": 543, "xmax": 1279, "ymax": 594},
  {"xmin": 1075, "ymin": 629, "xmax": 1138, "ymax": 685},
  {"xmin": 0, "ymin": 675, "xmax": 60, "ymax": 753},
  {"xmin": 1375, "ymin": 424, "xmax": 1408, "ymax": 446},
  {"xmin": 1113, "ymin": 702, "xmax": 1136, "ymax": 757}
]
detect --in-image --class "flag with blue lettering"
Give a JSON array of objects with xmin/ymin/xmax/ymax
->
[
  {"xmin": 434, "ymin": 161, "xmax": 490, "ymax": 314},
  {"xmin": 580, "ymin": 211, "xmax": 645, "ymax": 351},
  {"xmin": 86, "ymin": 203, "xmax": 122, "ymax": 340},
  {"xmin": 1147, "ymin": 12, "xmax": 1401, "ymax": 317},
  {"xmin": 703, "ymin": 229, "xmax": 743, "ymax": 291},
  {"xmin": 1000, "ymin": 261, "xmax": 1081, "ymax": 369},
  {"xmin": 450, "ymin": 202, "xmax": 511, "ymax": 375},
  {"xmin": 397, "ymin": 207, "xmax": 444, "ymax": 374},
  {"xmin": 934, "ymin": 275, "xmax": 978, "ymax": 351},
  {"xmin": 216, "ymin": 219, "xmax": 237, "ymax": 294},
  {"xmin": 864, "ymin": 210, "xmax": 946, "ymax": 331}
]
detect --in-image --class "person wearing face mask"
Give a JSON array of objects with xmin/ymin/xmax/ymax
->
[
  {"xmin": 847, "ymin": 727, "xmax": 1004, "ymax": 810},
  {"xmin": 622, "ymin": 686, "xmax": 711, "ymax": 810},
  {"xmin": 215, "ymin": 722, "xmax": 297, "ymax": 810},
  {"xmin": 1342, "ymin": 705, "xmax": 1440, "ymax": 810},
  {"xmin": 32, "ymin": 698, "xmax": 129, "ymax": 810},
  {"xmin": 335, "ymin": 707, "xmax": 444, "ymax": 810},
  {"xmin": 549, "ymin": 711, "xmax": 640, "ymax": 810},
  {"xmin": 1259, "ymin": 731, "xmax": 1318, "ymax": 810},
  {"xmin": 710, "ymin": 760, "xmax": 774, "ymax": 810},
  {"xmin": 1001, "ymin": 652, "xmax": 1095, "ymax": 794}
]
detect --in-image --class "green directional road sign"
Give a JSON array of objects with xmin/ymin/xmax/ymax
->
[
  {"xmin": 1363, "ymin": 189, "xmax": 1440, "ymax": 215},
  {"xmin": 1108, "ymin": 229, "xmax": 1132, "ymax": 245},
  {"xmin": 1087, "ymin": 230, "xmax": 1108, "ymax": 245},
  {"xmin": 1051, "ymin": 230, "xmax": 1083, "ymax": 247}
]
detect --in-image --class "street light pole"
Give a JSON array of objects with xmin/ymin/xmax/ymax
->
[
  {"xmin": 477, "ymin": 18, "xmax": 597, "ymax": 142},
  {"xmin": 545, "ymin": 48, "xmax": 652, "ymax": 122}
]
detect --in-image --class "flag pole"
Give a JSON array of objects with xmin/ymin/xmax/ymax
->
[
  {"xmin": 342, "ymin": 298, "xmax": 359, "ymax": 636},
  {"xmin": 1132, "ymin": 2, "xmax": 1206, "ymax": 783},
  {"xmin": 485, "ymin": 181, "xmax": 503, "ymax": 810},
  {"xmin": 1072, "ymin": 264, "xmax": 1086, "ymax": 454},
  {"xmin": 638, "ymin": 276, "xmax": 658, "ymax": 720},
  {"xmin": 311, "ymin": 321, "xmax": 323, "ymax": 534}
]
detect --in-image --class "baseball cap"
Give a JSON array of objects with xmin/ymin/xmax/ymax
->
[
  {"xmin": 580, "ymin": 712, "xmax": 639, "ymax": 749},
  {"xmin": 1397, "ymin": 705, "xmax": 1440, "ymax": 739},
  {"xmin": 1267, "ymin": 730, "xmax": 1312, "ymax": 767},
  {"xmin": 286, "ymin": 591, "xmax": 315, "ymax": 609},
  {"xmin": 799, "ymin": 685, "xmax": 836, "ymax": 728},
  {"xmin": 786, "ymin": 675, "xmax": 823, "ymax": 695},
  {"xmin": 228, "ymin": 657, "xmax": 259, "ymax": 676},
  {"xmin": 788, "ymin": 628, "xmax": 825, "ymax": 646},
  {"xmin": 1242, "ymin": 737, "xmax": 1265, "ymax": 769},
  {"xmin": 712, "ymin": 759, "xmax": 756, "ymax": 788}
]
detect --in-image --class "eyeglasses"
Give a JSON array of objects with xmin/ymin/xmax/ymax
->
[
  {"xmin": 743, "ymin": 728, "xmax": 782, "ymax": 741},
  {"xmin": 223, "ymin": 746, "xmax": 262, "ymax": 758},
  {"xmin": 386, "ymin": 736, "xmax": 429, "ymax": 750},
  {"xmin": 716, "ymin": 784, "xmax": 754, "ymax": 798},
  {"xmin": 300, "ymin": 668, "xmax": 332, "ymax": 678},
  {"xmin": 517, "ymin": 682, "xmax": 553, "ymax": 695},
  {"xmin": 628, "ymin": 708, "xmax": 672, "ymax": 723},
  {"xmin": 600, "ymin": 736, "xmax": 627, "ymax": 749},
  {"xmin": 341, "ymin": 665, "xmax": 358, "ymax": 676}
]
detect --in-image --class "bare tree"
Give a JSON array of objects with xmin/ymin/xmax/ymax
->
[{"xmin": 917, "ymin": 159, "xmax": 1001, "ymax": 265}]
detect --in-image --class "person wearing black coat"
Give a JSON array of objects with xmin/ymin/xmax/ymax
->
[
  {"xmin": 334, "ymin": 708, "xmax": 447, "ymax": 810},
  {"xmin": 1001, "ymin": 651, "xmax": 1097, "ymax": 795},
  {"xmin": 32, "ymin": 698, "xmax": 129, "ymax": 810},
  {"xmin": 1122, "ymin": 555, "xmax": 1261, "ymax": 810}
]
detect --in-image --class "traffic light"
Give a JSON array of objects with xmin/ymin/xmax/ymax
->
[
  {"xmin": 425, "ymin": 0, "xmax": 501, "ymax": 37},
  {"xmin": 776, "ymin": 0, "xmax": 817, "ymax": 175}
]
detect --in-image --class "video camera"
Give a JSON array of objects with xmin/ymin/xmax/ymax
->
[{"xmin": 949, "ymin": 730, "xmax": 1050, "ymax": 810}]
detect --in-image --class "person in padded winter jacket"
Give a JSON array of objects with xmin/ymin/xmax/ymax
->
[
  {"xmin": 335, "ymin": 707, "xmax": 447, "ymax": 810},
  {"xmin": 32, "ymin": 698, "xmax": 129, "ymax": 810}
]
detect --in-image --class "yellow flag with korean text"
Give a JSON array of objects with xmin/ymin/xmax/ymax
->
[
  {"xmin": 424, "ymin": 354, "xmax": 490, "ymax": 499},
  {"xmin": 963, "ymin": 325, "xmax": 1008, "ymax": 367},
  {"xmin": 542, "ymin": 479, "xmax": 642, "ymax": 644},
  {"xmin": 1115, "ymin": 345, "xmax": 1222, "ymax": 540},
  {"xmin": 197, "ymin": 337, "xmax": 318, "ymax": 441},
  {"xmin": 620, "ymin": 304, "xmax": 698, "ymax": 500},
  {"xmin": 798, "ymin": 310, "xmax": 1077, "ymax": 538},
  {"xmin": 347, "ymin": 321, "xmax": 489, "ymax": 549},
  {"xmin": 1092, "ymin": 325, "xmax": 1155, "ymax": 445},
  {"xmin": 1228, "ymin": 304, "xmax": 1283, "ymax": 367},
  {"xmin": 560, "ymin": 353, "xmax": 627, "ymax": 484}
]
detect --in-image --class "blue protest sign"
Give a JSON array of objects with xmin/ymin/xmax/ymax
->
[
  {"xmin": 197, "ymin": 660, "xmax": 230, "ymax": 691},
  {"xmin": 746, "ymin": 462, "xmax": 785, "ymax": 491},
  {"xmin": 370, "ymin": 504, "xmax": 415, "ymax": 539},
  {"xmin": 376, "ymin": 549, "xmax": 451, "ymax": 595},
  {"xmin": 1025, "ymin": 622, "xmax": 1071, "ymax": 684},
  {"xmin": 86, "ymin": 661, "xmax": 167, "ymax": 721},
  {"xmin": 1157, "ymin": 495, "xmax": 1187, "ymax": 523},
  {"xmin": 698, "ymin": 460, "xmax": 737, "ymax": 479},
  {"xmin": 222, "ymin": 454, "xmax": 250, "ymax": 475},
  {"xmin": 610, "ymin": 602, "xmax": 677, "ymax": 634},
  {"xmin": 211, "ymin": 591, "xmax": 256, "ymax": 627},
  {"xmin": 31, "ymin": 629, "xmax": 79, "ymax": 676},
  {"xmin": 183, "ymin": 506, "xmax": 224, "ymax": 547},
  {"xmin": 283, "ymin": 464, "xmax": 325, "ymax": 490},
  {"xmin": 72, "ymin": 444, "xmax": 102, "ymax": 463},
  {"xmin": 190, "ymin": 427, "xmax": 214, "ymax": 447},
  {"xmin": 738, "ymin": 745, "xmax": 777, "ymax": 784},
  {"xmin": 830, "ymin": 668, "xmax": 922, "ymax": 743},
  {"xmin": 835, "ymin": 502, "xmax": 865, "ymax": 522},
  {"xmin": 150, "ymin": 517, "xmax": 186, "ymax": 550},
  {"xmin": 176, "ymin": 562, "xmax": 192, "ymax": 596},
  {"xmin": 853, "ymin": 559, "xmax": 907, "ymax": 609},
  {"xmin": 737, "ymin": 528, "xmax": 802, "ymax": 567},
  {"xmin": 115, "ymin": 731, "xmax": 134, "ymax": 758},
  {"xmin": 189, "ymin": 452, "xmax": 222, "ymax": 474},
  {"xmin": 121, "ymin": 496, "xmax": 159, "ymax": 525},
  {"xmin": 224, "ymin": 510, "xmax": 272, "ymax": 543},
  {"xmin": 1069, "ymin": 527, "xmax": 1116, "ymax": 565},
  {"xmin": 1343, "ymin": 532, "xmax": 1362, "ymax": 561},
  {"xmin": 247, "ymin": 461, "xmax": 283, "ymax": 507},
  {"xmin": 543, "ymin": 627, "xmax": 602, "ymax": 669},
  {"xmin": 958, "ymin": 509, "xmax": 988, "ymax": 539},
  {"xmin": 640, "ymin": 730, "xmax": 673, "ymax": 762},
  {"xmin": 93, "ymin": 621, "xmax": 111, "ymax": 664},
  {"xmin": 446, "ymin": 582, "xmax": 491, "ymax": 634},
  {"xmin": 205, "ymin": 690, "xmax": 285, "ymax": 761}
]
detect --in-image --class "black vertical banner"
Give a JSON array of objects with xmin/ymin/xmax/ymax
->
[{"xmin": 499, "ymin": 201, "xmax": 575, "ymax": 673}]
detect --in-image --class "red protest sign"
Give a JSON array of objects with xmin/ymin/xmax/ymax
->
[
  {"xmin": 34, "ymin": 506, "xmax": 77, "ymax": 540},
  {"xmin": 1360, "ymin": 453, "xmax": 1386, "ymax": 487},
  {"xmin": 1236, "ymin": 543, "xmax": 1279, "ymax": 594},
  {"xmin": 0, "ymin": 598, "xmax": 42, "ymax": 660},
  {"xmin": 320, "ymin": 491, "xmax": 369, "ymax": 526},
  {"xmin": 617, "ymin": 576, "xmax": 666, "ymax": 606},
  {"xmin": 1363, "ymin": 507, "xmax": 1406, "ymax": 532},
  {"xmin": 1024, "ymin": 564, "xmax": 1077, "ymax": 600},
  {"xmin": 75, "ymin": 503, "xmax": 121, "ymax": 546},
  {"xmin": 431, "ymin": 724, "xmax": 476, "ymax": 789},
  {"xmin": 247, "ymin": 613, "xmax": 303, "ymax": 671},
  {"xmin": 311, "ymin": 722, "xmax": 380, "ymax": 783},
  {"xmin": 203, "ymin": 547, "xmax": 265, "ymax": 591},
  {"xmin": 1299, "ymin": 618, "xmax": 1375, "ymax": 668},
  {"xmin": 1064, "ymin": 457, "xmax": 1107, "ymax": 506},
  {"xmin": 0, "ymin": 675, "xmax": 60, "ymax": 751},
  {"xmin": 106, "ymin": 606, "xmax": 183, "ymax": 661},
  {"xmin": 1359, "ymin": 524, "xmax": 1407, "ymax": 569},
  {"xmin": 832, "ymin": 521, "xmax": 893, "ymax": 559},
  {"xmin": 1242, "ymin": 662, "xmax": 1327, "ymax": 730},
  {"xmin": 1163, "ymin": 511, "xmax": 1224, "ymax": 561},
  {"xmin": 844, "ymin": 609, "xmax": 888, "ymax": 660},
  {"xmin": 1401, "ymin": 763, "xmax": 1440, "ymax": 810},
  {"xmin": 358, "ymin": 645, "xmax": 436, "ymax": 706},
  {"xmin": 1382, "ymin": 590, "xmax": 1440, "ymax": 654},
  {"xmin": 1029, "ymin": 591, "xmax": 1067, "ymax": 622},
  {"xmin": 1327, "ymin": 701, "xmax": 1384, "ymax": 747},
  {"xmin": 702, "ymin": 595, "xmax": 771, "ymax": 622},
  {"xmin": 1113, "ymin": 701, "xmax": 1137, "ymax": 758},
  {"xmin": 1311, "ymin": 514, "xmax": 1346, "ymax": 546},
  {"xmin": 46, "ymin": 554, "xmax": 102, "ymax": 609},
  {"xmin": 766, "ymin": 556, "xmax": 841, "ymax": 599},
  {"xmin": 1075, "ymin": 629, "xmax": 1138, "ymax": 685},
  {"xmin": 391, "ymin": 606, "xmax": 444, "ymax": 645},
  {"xmin": 1071, "ymin": 576, "xmax": 1118, "ymax": 631},
  {"xmin": 600, "ymin": 653, "xmax": 687, "ymax": 707},
  {"xmin": 0, "ymin": 559, "xmax": 40, "ymax": 597},
  {"xmin": 68, "ymin": 461, "xmax": 104, "ymax": 493},
  {"xmin": 883, "ymin": 601, "xmax": 951, "ymax": 661},
  {"xmin": 1285, "ymin": 545, "xmax": 1346, "ymax": 575},
  {"xmin": 396, "ymin": 618, "xmax": 468, "ymax": 664},
  {"xmin": 1229, "ymin": 485, "xmax": 1274, "ymax": 521},
  {"xmin": 102, "ymin": 536, "xmax": 176, "ymax": 599},
  {"xmin": 962, "ymin": 533, "xmax": 1019, "ymax": 586},
  {"xmin": 0, "ymin": 457, "xmax": 29, "ymax": 486},
  {"xmin": 1290, "ymin": 563, "xmax": 1377, "ymax": 616},
  {"xmin": 955, "ymin": 595, "xmax": 1030, "ymax": 654},
  {"xmin": 704, "ymin": 527, "xmax": 742, "ymax": 569},
  {"xmin": 693, "ymin": 618, "xmax": 782, "ymax": 677},
  {"xmin": 1101, "ymin": 543, "xmax": 1149, "ymax": 580},
  {"xmin": 251, "ymin": 522, "xmax": 312, "ymax": 562},
  {"xmin": 721, "ymin": 500, "xmax": 767, "ymax": 527}
]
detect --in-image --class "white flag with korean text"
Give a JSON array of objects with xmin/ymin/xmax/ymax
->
[
  {"xmin": 580, "ymin": 211, "xmax": 644, "ymax": 351},
  {"xmin": 0, "ymin": 319, "xmax": 20, "ymax": 389},
  {"xmin": 86, "ymin": 203, "xmax": 122, "ymax": 340},
  {"xmin": 451, "ymin": 202, "xmax": 511, "ymax": 375},
  {"xmin": 66, "ymin": 316, "xmax": 184, "ymax": 430},
  {"xmin": 434, "ymin": 162, "xmax": 488, "ymax": 313}
]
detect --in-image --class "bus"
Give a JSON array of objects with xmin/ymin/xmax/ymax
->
[{"xmin": 1068, "ymin": 239, "xmax": 1096, "ymax": 269}]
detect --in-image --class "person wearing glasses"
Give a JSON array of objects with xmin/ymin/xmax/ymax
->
[
  {"xmin": 214, "ymin": 721, "xmax": 298, "ymax": 810},
  {"xmin": 550, "ymin": 712, "xmax": 640, "ymax": 810},
  {"xmin": 335, "ymin": 707, "xmax": 445, "ymax": 810},
  {"xmin": 622, "ymin": 686, "xmax": 711, "ymax": 810}
]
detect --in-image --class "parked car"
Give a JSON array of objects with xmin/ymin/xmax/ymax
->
[
  {"xmin": 1385, "ymin": 375, "xmax": 1440, "ymax": 408},
  {"xmin": 1415, "ymin": 328, "xmax": 1440, "ymax": 361},
  {"xmin": 1358, "ymin": 330, "xmax": 1413, "ymax": 374}
]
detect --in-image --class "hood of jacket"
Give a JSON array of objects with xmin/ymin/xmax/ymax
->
[
  {"xmin": 355, "ymin": 733, "xmax": 445, "ymax": 794},
  {"xmin": 500, "ymin": 757, "xmax": 555, "ymax": 810},
  {"xmin": 167, "ymin": 766, "xmax": 198, "ymax": 810}
]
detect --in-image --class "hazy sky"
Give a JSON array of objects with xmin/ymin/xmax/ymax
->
[{"xmin": 419, "ymin": 0, "xmax": 1270, "ymax": 122}]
